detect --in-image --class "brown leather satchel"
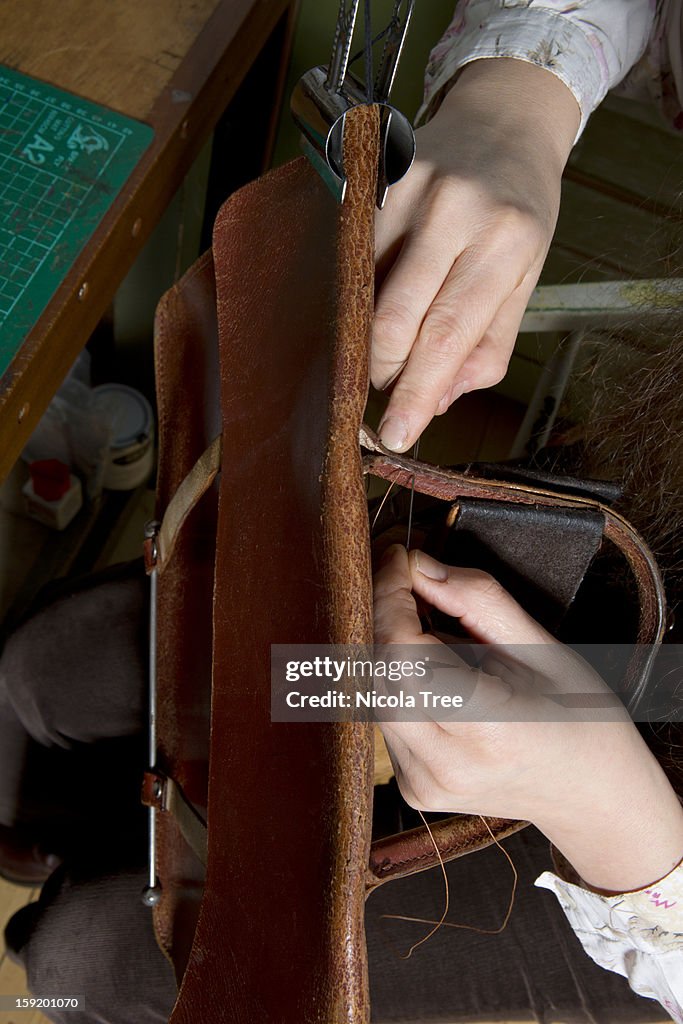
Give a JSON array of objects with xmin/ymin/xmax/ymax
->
[{"xmin": 144, "ymin": 106, "xmax": 665, "ymax": 1022}]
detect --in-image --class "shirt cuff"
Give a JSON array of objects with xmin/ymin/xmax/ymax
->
[
  {"xmin": 416, "ymin": 7, "xmax": 608, "ymax": 139},
  {"xmin": 536, "ymin": 863, "xmax": 683, "ymax": 1021}
]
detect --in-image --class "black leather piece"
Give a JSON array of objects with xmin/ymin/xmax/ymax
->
[
  {"xmin": 460, "ymin": 462, "xmax": 622, "ymax": 506},
  {"xmin": 441, "ymin": 498, "xmax": 605, "ymax": 633}
]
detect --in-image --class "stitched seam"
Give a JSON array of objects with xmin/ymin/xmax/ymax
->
[{"xmin": 372, "ymin": 822, "xmax": 523, "ymax": 874}]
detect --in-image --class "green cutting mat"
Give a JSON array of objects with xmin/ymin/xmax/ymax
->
[{"xmin": 0, "ymin": 66, "xmax": 154, "ymax": 375}]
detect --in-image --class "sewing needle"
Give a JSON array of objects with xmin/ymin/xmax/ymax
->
[{"xmin": 406, "ymin": 435, "xmax": 420, "ymax": 551}]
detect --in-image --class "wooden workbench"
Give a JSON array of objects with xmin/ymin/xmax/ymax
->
[{"xmin": 0, "ymin": 0, "xmax": 295, "ymax": 481}]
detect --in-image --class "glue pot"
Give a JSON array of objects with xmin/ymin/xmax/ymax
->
[
  {"xmin": 23, "ymin": 459, "xmax": 83, "ymax": 530},
  {"xmin": 91, "ymin": 384, "xmax": 155, "ymax": 490}
]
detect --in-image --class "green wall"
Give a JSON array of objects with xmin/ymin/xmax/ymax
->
[{"xmin": 273, "ymin": 1, "xmax": 453, "ymax": 166}]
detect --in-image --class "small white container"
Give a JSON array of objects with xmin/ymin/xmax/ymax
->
[
  {"xmin": 91, "ymin": 384, "xmax": 155, "ymax": 490},
  {"xmin": 23, "ymin": 466, "xmax": 83, "ymax": 530}
]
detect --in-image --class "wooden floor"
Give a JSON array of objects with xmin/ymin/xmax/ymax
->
[{"xmin": 0, "ymin": 878, "xmax": 48, "ymax": 1024}]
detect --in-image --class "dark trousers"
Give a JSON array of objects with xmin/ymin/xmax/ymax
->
[{"xmin": 0, "ymin": 566, "xmax": 668, "ymax": 1023}]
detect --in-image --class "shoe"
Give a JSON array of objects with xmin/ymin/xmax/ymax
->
[
  {"xmin": 4, "ymin": 901, "xmax": 40, "ymax": 961},
  {"xmin": 0, "ymin": 824, "xmax": 62, "ymax": 886}
]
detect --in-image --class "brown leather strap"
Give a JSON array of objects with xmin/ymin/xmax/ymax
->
[
  {"xmin": 142, "ymin": 770, "xmax": 208, "ymax": 867},
  {"xmin": 145, "ymin": 435, "xmax": 222, "ymax": 576},
  {"xmin": 367, "ymin": 816, "xmax": 528, "ymax": 891},
  {"xmin": 153, "ymin": 247, "xmax": 218, "ymax": 973}
]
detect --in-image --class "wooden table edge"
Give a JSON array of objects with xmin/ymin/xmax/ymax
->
[{"xmin": 0, "ymin": 0, "xmax": 295, "ymax": 482}]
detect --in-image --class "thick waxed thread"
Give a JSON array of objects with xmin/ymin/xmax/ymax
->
[
  {"xmin": 405, "ymin": 438, "xmax": 420, "ymax": 550},
  {"xmin": 374, "ymin": 0, "xmax": 403, "ymax": 96},
  {"xmin": 371, "ymin": 472, "xmax": 403, "ymax": 533},
  {"xmin": 382, "ymin": 813, "xmax": 519, "ymax": 958},
  {"xmin": 348, "ymin": 0, "xmax": 403, "ymax": 90},
  {"xmin": 363, "ymin": 0, "xmax": 374, "ymax": 103}
]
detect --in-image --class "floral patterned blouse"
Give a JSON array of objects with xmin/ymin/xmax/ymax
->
[{"xmin": 418, "ymin": 0, "xmax": 683, "ymax": 135}]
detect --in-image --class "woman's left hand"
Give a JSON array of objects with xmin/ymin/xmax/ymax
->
[{"xmin": 374, "ymin": 545, "xmax": 683, "ymax": 892}]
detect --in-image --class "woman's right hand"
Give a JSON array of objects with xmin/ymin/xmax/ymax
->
[{"xmin": 373, "ymin": 58, "xmax": 580, "ymax": 453}]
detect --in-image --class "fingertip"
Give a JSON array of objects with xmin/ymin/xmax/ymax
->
[
  {"xmin": 379, "ymin": 382, "xmax": 441, "ymax": 452},
  {"xmin": 377, "ymin": 414, "xmax": 410, "ymax": 453},
  {"xmin": 378, "ymin": 405, "xmax": 430, "ymax": 452},
  {"xmin": 412, "ymin": 550, "xmax": 449, "ymax": 582}
]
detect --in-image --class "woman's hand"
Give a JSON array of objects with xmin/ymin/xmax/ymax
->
[
  {"xmin": 373, "ymin": 59, "xmax": 580, "ymax": 453},
  {"xmin": 374, "ymin": 545, "xmax": 683, "ymax": 892}
]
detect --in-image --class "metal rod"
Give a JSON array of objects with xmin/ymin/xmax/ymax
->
[
  {"xmin": 142, "ymin": 522, "xmax": 162, "ymax": 907},
  {"xmin": 148, "ymin": 565, "xmax": 158, "ymax": 769},
  {"xmin": 325, "ymin": 0, "xmax": 360, "ymax": 94},
  {"xmin": 374, "ymin": 0, "xmax": 414, "ymax": 104},
  {"xmin": 148, "ymin": 565, "xmax": 158, "ymax": 892}
]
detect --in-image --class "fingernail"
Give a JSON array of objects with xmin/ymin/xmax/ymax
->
[
  {"xmin": 414, "ymin": 551, "xmax": 448, "ymax": 581},
  {"xmin": 378, "ymin": 415, "xmax": 409, "ymax": 452}
]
